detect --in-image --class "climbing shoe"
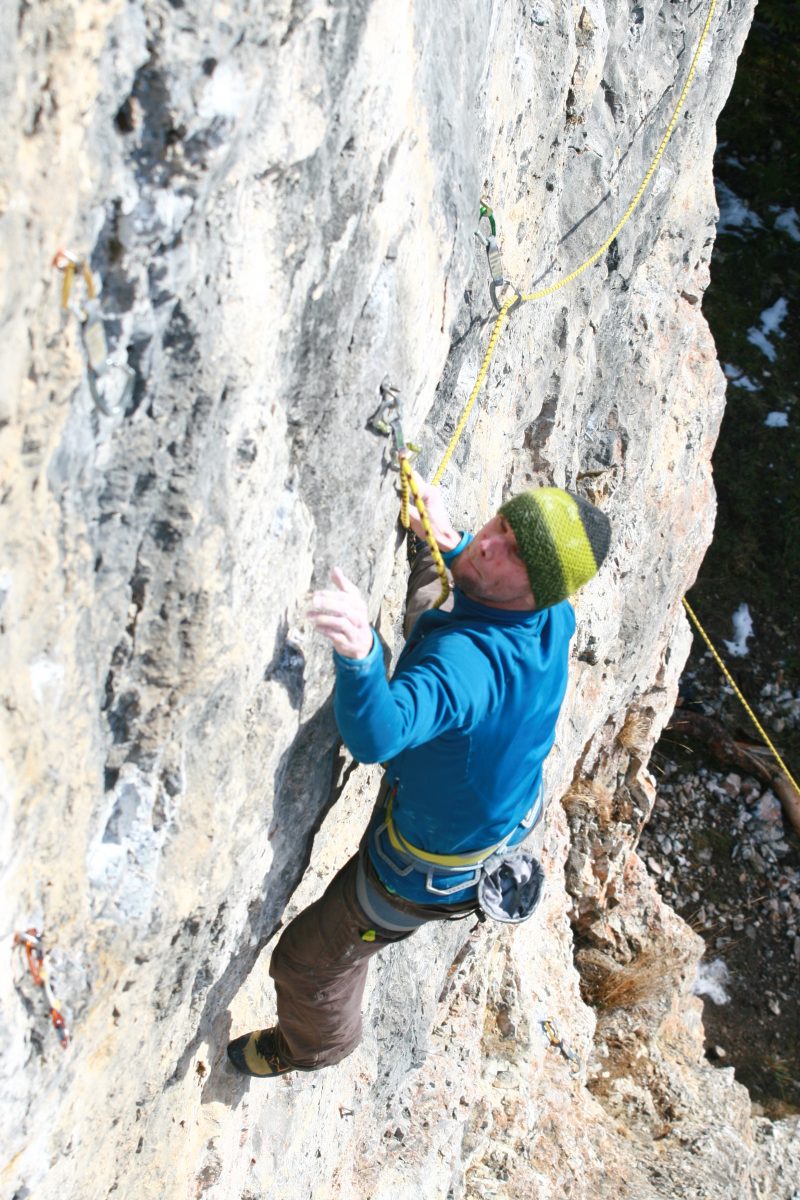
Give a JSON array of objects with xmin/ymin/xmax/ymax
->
[
  {"xmin": 406, "ymin": 530, "xmax": 426, "ymax": 566},
  {"xmin": 226, "ymin": 1027, "xmax": 295, "ymax": 1079}
]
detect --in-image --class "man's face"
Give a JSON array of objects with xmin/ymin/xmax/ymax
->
[{"xmin": 450, "ymin": 514, "xmax": 537, "ymax": 611}]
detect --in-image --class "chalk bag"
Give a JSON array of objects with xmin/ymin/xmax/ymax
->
[{"xmin": 477, "ymin": 850, "xmax": 544, "ymax": 924}]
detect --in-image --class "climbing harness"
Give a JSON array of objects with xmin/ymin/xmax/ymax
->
[
  {"xmin": 371, "ymin": 785, "xmax": 545, "ymax": 922},
  {"xmin": 541, "ymin": 1018, "xmax": 581, "ymax": 1075},
  {"xmin": 682, "ymin": 599, "xmax": 800, "ymax": 799},
  {"xmin": 53, "ymin": 249, "xmax": 135, "ymax": 417},
  {"xmin": 475, "ymin": 199, "xmax": 523, "ymax": 315},
  {"xmin": 13, "ymin": 928, "xmax": 70, "ymax": 1049}
]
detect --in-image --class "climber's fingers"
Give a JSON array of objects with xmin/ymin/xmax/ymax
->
[
  {"xmin": 308, "ymin": 570, "xmax": 372, "ymax": 659},
  {"xmin": 330, "ymin": 566, "xmax": 360, "ymax": 595}
]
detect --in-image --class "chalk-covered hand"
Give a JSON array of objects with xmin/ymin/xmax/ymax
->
[
  {"xmin": 308, "ymin": 567, "xmax": 374, "ymax": 659},
  {"xmin": 405, "ymin": 468, "xmax": 460, "ymax": 551}
]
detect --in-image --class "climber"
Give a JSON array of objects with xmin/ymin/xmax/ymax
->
[{"xmin": 226, "ymin": 471, "xmax": 611, "ymax": 1078}]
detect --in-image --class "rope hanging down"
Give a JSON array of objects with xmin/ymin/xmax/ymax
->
[{"xmin": 682, "ymin": 600, "xmax": 800, "ymax": 801}]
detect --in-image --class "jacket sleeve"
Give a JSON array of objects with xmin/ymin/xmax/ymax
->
[{"xmin": 333, "ymin": 631, "xmax": 493, "ymax": 763}]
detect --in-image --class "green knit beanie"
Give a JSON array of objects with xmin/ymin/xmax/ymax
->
[{"xmin": 498, "ymin": 488, "xmax": 611, "ymax": 608}]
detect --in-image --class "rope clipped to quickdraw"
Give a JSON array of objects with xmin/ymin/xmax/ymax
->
[
  {"xmin": 682, "ymin": 599, "xmax": 800, "ymax": 800},
  {"xmin": 370, "ymin": 384, "xmax": 450, "ymax": 608},
  {"xmin": 52, "ymin": 248, "xmax": 135, "ymax": 417},
  {"xmin": 475, "ymin": 199, "xmax": 523, "ymax": 315},
  {"xmin": 399, "ymin": 456, "xmax": 450, "ymax": 608},
  {"xmin": 438, "ymin": 0, "xmax": 719, "ymax": 482},
  {"xmin": 13, "ymin": 929, "xmax": 70, "ymax": 1049}
]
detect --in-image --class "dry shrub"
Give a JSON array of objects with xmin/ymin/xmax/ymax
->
[
  {"xmin": 562, "ymin": 778, "xmax": 613, "ymax": 823},
  {"xmin": 577, "ymin": 945, "xmax": 690, "ymax": 1012},
  {"xmin": 618, "ymin": 709, "xmax": 653, "ymax": 755}
]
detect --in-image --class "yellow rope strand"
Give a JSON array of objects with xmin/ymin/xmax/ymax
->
[
  {"xmin": 521, "ymin": 0, "xmax": 718, "ymax": 304},
  {"xmin": 682, "ymin": 599, "xmax": 800, "ymax": 799},
  {"xmin": 432, "ymin": 299, "xmax": 514, "ymax": 484},
  {"xmin": 399, "ymin": 455, "xmax": 411, "ymax": 528},
  {"xmin": 400, "ymin": 456, "xmax": 451, "ymax": 608},
  {"xmin": 431, "ymin": 0, "xmax": 718, "ymax": 484}
]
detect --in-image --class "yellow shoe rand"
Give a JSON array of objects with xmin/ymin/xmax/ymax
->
[
  {"xmin": 243, "ymin": 1033, "xmax": 279, "ymax": 1075},
  {"xmin": 227, "ymin": 1028, "xmax": 293, "ymax": 1078}
]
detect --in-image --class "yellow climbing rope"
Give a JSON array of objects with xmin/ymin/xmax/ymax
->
[
  {"xmin": 408, "ymin": 0, "xmax": 720, "ymax": 613},
  {"xmin": 682, "ymin": 599, "xmax": 800, "ymax": 799},
  {"xmin": 399, "ymin": 455, "xmax": 450, "ymax": 608},
  {"xmin": 432, "ymin": 296, "xmax": 517, "ymax": 486},
  {"xmin": 435, "ymin": 0, "xmax": 718, "ymax": 487},
  {"xmin": 519, "ymin": 0, "xmax": 718, "ymax": 306}
]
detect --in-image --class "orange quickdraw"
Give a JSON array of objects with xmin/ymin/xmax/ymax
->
[
  {"xmin": 13, "ymin": 928, "xmax": 70, "ymax": 1049},
  {"xmin": 52, "ymin": 248, "xmax": 96, "ymax": 314}
]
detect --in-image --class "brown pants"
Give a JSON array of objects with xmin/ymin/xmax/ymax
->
[
  {"xmin": 402, "ymin": 539, "xmax": 454, "ymax": 639},
  {"xmin": 269, "ymin": 543, "xmax": 463, "ymax": 1071},
  {"xmin": 270, "ymin": 851, "xmax": 475, "ymax": 1069}
]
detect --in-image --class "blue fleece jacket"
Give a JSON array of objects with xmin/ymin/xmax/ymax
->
[{"xmin": 333, "ymin": 538, "xmax": 576, "ymax": 903}]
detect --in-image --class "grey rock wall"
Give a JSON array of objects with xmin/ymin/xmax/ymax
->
[{"xmin": 2, "ymin": 1, "xmax": 797, "ymax": 1197}]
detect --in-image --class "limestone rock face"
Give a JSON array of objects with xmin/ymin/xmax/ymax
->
[{"xmin": 2, "ymin": 1, "xmax": 797, "ymax": 1198}]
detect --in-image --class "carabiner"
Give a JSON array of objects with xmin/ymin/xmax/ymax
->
[
  {"xmin": 13, "ymin": 929, "xmax": 70, "ymax": 1049},
  {"xmin": 52, "ymin": 248, "xmax": 96, "ymax": 316},
  {"xmin": 541, "ymin": 1019, "xmax": 581, "ymax": 1075},
  {"xmin": 368, "ymin": 382, "xmax": 419, "ymax": 462},
  {"xmin": 477, "ymin": 198, "xmax": 497, "ymax": 238},
  {"xmin": 474, "ymin": 203, "xmax": 522, "ymax": 314},
  {"xmin": 489, "ymin": 278, "xmax": 523, "ymax": 315},
  {"xmin": 53, "ymin": 248, "xmax": 136, "ymax": 417}
]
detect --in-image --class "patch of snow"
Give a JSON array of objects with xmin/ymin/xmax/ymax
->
[
  {"xmin": 722, "ymin": 364, "xmax": 761, "ymax": 392},
  {"xmin": 747, "ymin": 327, "xmax": 777, "ymax": 362},
  {"xmin": 773, "ymin": 206, "xmax": 800, "ymax": 242},
  {"xmin": 692, "ymin": 958, "xmax": 731, "ymax": 1006},
  {"xmin": 765, "ymin": 411, "xmax": 789, "ymax": 428},
  {"xmin": 760, "ymin": 296, "xmax": 788, "ymax": 338},
  {"xmin": 747, "ymin": 297, "xmax": 788, "ymax": 362},
  {"xmin": 723, "ymin": 603, "xmax": 753, "ymax": 658},
  {"xmin": 715, "ymin": 180, "xmax": 763, "ymax": 236}
]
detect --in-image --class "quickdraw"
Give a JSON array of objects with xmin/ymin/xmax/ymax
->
[
  {"xmin": 369, "ymin": 383, "xmax": 449, "ymax": 608},
  {"xmin": 474, "ymin": 198, "xmax": 522, "ymax": 315},
  {"xmin": 52, "ymin": 248, "xmax": 135, "ymax": 417},
  {"xmin": 541, "ymin": 1018, "xmax": 580, "ymax": 1075},
  {"xmin": 13, "ymin": 928, "xmax": 70, "ymax": 1049}
]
